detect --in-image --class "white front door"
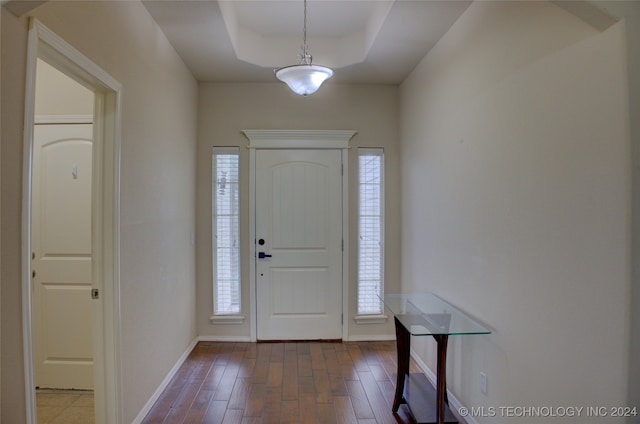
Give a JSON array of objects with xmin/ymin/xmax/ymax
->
[
  {"xmin": 255, "ymin": 149, "xmax": 343, "ymax": 340},
  {"xmin": 32, "ymin": 123, "xmax": 94, "ymax": 389}
]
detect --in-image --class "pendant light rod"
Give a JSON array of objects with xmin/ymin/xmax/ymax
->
[{"xmin": 301, "ymin": 0, "xmax": 310, "ymax": 63}]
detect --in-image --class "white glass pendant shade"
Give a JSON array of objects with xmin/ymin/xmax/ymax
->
[{"xmin": 275, "ymin": 64, "xmax": 334, "ymax": 96}]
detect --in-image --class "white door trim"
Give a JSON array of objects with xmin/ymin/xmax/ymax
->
[
  {"xmin": 22, "ymin": 19, "xmax": 122, "ymax": 424},
  {"xmin": 243, "ymin": 129, "xmax": 356, "ymax": 341},
  {"xmin": 244, "ymin": 130, "xmax": 357, "ymax": 149},
  {"xmin": 35, "ymin": 114, "xmax": 93, "ymax": 125}
]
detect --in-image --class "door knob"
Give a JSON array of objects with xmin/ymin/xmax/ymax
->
[{"xmin": 258, "ymin": 252, "xmax": 272, "ymax": 259}]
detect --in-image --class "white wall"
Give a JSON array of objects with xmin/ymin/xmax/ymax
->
[
  {"xmin": 590, "ymin": 2, "xmax": 640, "ymax": 416},
  {"xmin": 400, "ymin": 2, "xmax": 630, "ymax": 423},
  {"xmin": 35, "ymin": 58, "xmax": 93, "ymax": 116},
  {"xmin": 1, "ymin": 2, "xmax": 198, "ymax": 422},
  {"xmin": 1, "ymin": 8, "xmax": 28, "ymax": 423},
  {"xmin": 196, "ymin": 83, "xmax": 401, "ymax": 341},
  {"xmin": 0, "ymin": 6, "xmax": 3, "ymax": 418}
]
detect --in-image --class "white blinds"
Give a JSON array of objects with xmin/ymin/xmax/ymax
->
[
  {"xmin": 358, "ymin": 148, "xmax": 384, "ymax": 315},
  {"xmin": 212, "ymin": 147, "xmax": 241, "ymax": 314}
]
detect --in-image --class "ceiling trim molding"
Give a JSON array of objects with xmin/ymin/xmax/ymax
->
[
  {"xmin": 551, "ymin": 1, "xmax": 618, "ymax": 31},
  {"xmin": 3, "ymin": 0, "xmax": 47, "ymax": 17},
  {"xmin": 218, "ymin": 1, "xmax": 394, "ymax": 69}
]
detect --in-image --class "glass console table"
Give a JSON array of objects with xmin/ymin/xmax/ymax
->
[{"xmin": 380, "ymin": 293, "xmax": 491, "ymax": 424}]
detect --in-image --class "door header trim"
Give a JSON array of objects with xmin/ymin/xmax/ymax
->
[{"xmin": 243, "ymin": 130, "xmax": 357, "ymax": 149}]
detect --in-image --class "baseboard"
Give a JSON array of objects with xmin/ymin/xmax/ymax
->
[
  {"xmin": 344, "ymin": 334, "xmax": 396, "ymax": 342},
  {"xmin": 199, "ymin": 334, "xmax": 395, "ymax": 343},
  {"xmin": 409, "ymin": 349, "xmax": 476, "ymax": 424},
  {"xmin": 198, "ymin": 335, "xmax": 252, "ymax": 342},
  {"xmin": 131, "ymin": 338, "xmax": 199, "ymax": 424},
  {"xmin": 202, "ymin": 335, "xmax": 395, "ymax": 342}
]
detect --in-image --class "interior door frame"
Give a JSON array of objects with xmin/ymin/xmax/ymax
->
[
  {"xmin": 244, "ymin": 130, "xmax": 356, "ymax": 341},
  {"xmin": 22, "ymin": 19, "xmax": 122, "ymax": 424}
]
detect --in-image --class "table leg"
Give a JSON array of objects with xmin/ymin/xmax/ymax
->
[
  {"xmin": 393, "ymin": 316, "xmax": 410, "ymax": 412},
  {"xmin": 433, "ymin": 334, "xmax": 449, "ymax": 424}
]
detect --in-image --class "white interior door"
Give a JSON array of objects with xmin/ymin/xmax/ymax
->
[
  {"xmin": 32, "ymin": 123, "xmax": 94, "ymax": 389},
  {"xmin": 256, "ymin": 149, "xmax": 343, "ymax": 340}
]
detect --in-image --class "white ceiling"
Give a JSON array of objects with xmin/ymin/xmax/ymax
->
[{"xmin": 142, "ymin": 0, "xmax": 473, "ymax": 84}]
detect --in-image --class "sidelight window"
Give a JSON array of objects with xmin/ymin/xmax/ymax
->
[
  {"xmin": 212, "ymin": 147, "xmax": 240, "ymax": 315},
  {"xmin": 358, "ymin": 148, "xmax": 384, "ymax": 315}
]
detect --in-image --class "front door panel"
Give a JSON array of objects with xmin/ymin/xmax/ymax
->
[{"xmin": 256, "ymin": 149, "xmax": 343, "ymax": 340}]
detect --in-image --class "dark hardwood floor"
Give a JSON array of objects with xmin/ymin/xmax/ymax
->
[{"xmin": 142, "ymin": 341, "xmax": 419, "ymax": 424}]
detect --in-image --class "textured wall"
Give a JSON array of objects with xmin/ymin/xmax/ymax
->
[
  {"xmin": 400, "ymin": 2, "xmax": 630, "ymax": 422},
  {"xmin": 1, "ymin": 2, "xmax": 198, "ymax": 422},
  {"xmin": 196, "ymin": 82, "xmax": 401, "ymax": 341}
]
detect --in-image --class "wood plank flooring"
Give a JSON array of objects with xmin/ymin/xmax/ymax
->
[{"xmin": 142, "ymin": 341, "xmax": 420, "ymax": 424}]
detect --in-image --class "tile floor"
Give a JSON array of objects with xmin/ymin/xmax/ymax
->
[{"xmin": 36, "ymin": 389, "xmax": 95, "ymax": 424}]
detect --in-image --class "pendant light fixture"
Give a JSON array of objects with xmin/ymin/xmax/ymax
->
[{"xmin": 275, "ymin": 0, "xmax": 333, "ymax": 96}]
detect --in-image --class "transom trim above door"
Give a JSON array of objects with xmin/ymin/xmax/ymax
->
[{"xmin": 243, "ymin": 129, "xmax": 357, "ymax": 149}]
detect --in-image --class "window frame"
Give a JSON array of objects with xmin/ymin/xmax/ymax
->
[
  {"xmin": 211, "ymin": 146, "xmax": 243, "ymax": 321},
  {"xmin": 356, "ymin": 148, "xmax": 386, "ymax": 320}
]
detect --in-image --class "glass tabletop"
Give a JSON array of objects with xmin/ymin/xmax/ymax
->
[{"xmin": 380, "ymin": 293, "xmax": 491, "ymax": 336}]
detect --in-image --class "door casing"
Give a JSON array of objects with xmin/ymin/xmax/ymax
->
[
  {"xmin": 22, "ymin": 19, "xmax": 122, "ymax": 424},
  {"xmin": 244, "ymin": 130, "xmax": 356, "ymax": 341}
]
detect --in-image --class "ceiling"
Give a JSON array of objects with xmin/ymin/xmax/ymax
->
[{"xmin": 142, "ymin": 0, "xmax": 473, "ymax": 85}]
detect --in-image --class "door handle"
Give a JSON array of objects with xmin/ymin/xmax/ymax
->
[{"xmin": 258, "ymin": 252, "xmax": 272, "ymax": 259}]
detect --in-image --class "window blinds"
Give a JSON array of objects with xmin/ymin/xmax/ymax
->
[
  {"xmin": 358, "ymin": 149, "xmax": 384, "ymax": 315},
  {"xmin": 213, "ymin": 147, "xmax": 241, "ymax": 314}
]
